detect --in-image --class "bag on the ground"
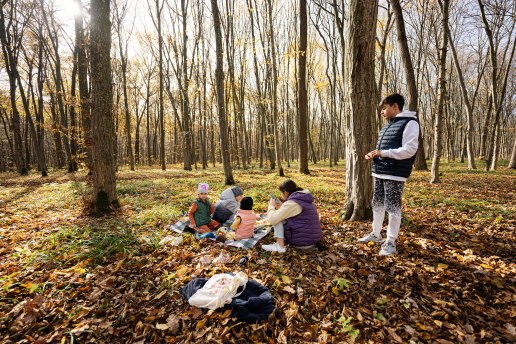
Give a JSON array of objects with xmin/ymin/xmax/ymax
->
[
  {"xmin": 181, "ymin": 276, "xmax": 275, "ymax": 323},
  {"xmin": 187, "ymin": 272, "xmax": 248, "ymax": 310}
]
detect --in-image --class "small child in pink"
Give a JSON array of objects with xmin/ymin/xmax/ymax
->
[{"xmin": 231, "ymin": 197, "xmax": 261, "ymax": 240}]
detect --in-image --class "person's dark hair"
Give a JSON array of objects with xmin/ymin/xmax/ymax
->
[
  {"xmin": 278, "ymin": 179, "xmax": 303, "ymax": 195},
  {"xmin": 240, "ymin": 196, "xmax": 253, "ymax": 210},
  {"xmin": 381, "ymin": 93, "xmax": 405, "ymax": 111}
]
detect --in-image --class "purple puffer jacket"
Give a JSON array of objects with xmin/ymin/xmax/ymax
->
[{"xmin": 284, "ymin": 191, "xmax": 322, "ymax": 246}]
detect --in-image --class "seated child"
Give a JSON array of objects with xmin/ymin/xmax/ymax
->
[
  {"xmin": 230, "ymin": 197, "xmax": 261, "ymax": 240},
  {"xmin": 187, "ymin": 183, "xmax": 220, "ymax": 234},
  {"xmin": 212, "ymin": 186, "xmax": 244, "ymax": 225}
]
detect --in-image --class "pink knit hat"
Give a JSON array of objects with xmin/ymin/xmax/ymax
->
[{"xmin": 197, "ymin": 183, "xmax": 209, "ymax": 194}]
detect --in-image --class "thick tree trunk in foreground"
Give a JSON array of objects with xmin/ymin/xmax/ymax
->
[
  {"xmin": 90, "ymin": 0, "xmax": 118, "ymax": 212},
  {"xmin": 343, "ymin": 0, "xmax": 377, "ymax": 221}
]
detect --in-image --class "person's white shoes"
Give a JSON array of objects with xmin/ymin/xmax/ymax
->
[
  {"xmin": 357, "ymin": 232, "xmax": 384, "ymax": 243},
  {"xmin": 379, "ymin": 240, "xmax": 397, "ymax": 256},
  {"xmin": 262, "ymin": 242, "xmax": 286, "ymax": 253}
]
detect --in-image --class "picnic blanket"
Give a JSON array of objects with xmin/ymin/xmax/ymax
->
[{"xmin": 167, "ymin": 217, "xmax": 271, "ymax": 250}]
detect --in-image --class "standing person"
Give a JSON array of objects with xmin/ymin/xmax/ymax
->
[
  {"xmin": 187, "ymin": 183, "xmax": 220, "ymax": 233},
  {"xmin": 262, "ymin": 180, "xmax": 322, "ymax": 253},
  {"xmin": 358, "ymin": 93, "xmax": 419, "ymax": 256},
  {"xmin": 212, "ymin": 186, "xmax": 244, "ymax": 225}
]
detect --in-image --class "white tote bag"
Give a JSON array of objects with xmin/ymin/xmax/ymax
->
[{"xmin": 188, "ymin": 272, "xmax": 248, "ymax": 310}]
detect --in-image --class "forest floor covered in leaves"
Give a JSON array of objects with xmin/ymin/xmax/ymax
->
[{"xmin": 0, "ymin": 162, "xmax": 515, "ymax": 343}]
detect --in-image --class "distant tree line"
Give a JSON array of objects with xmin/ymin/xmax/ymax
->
[{"xmin": 0, "ymin": 0, "xmax": 515, "ymax": 212}]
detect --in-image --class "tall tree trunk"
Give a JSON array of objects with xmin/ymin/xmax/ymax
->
[
  {"xmin": 509, "ymin": 136, "xmax": 516, "ymax": 169},
  {"xmin": 114, "ymin": 4, "xmax": 135, "ymax": 171},
  {"xmin": 478, "ymin": 94, "xmax": 491, "ymax": 159},
  {"xmin": 6, "ymin": 13, "xmax": 48, "ymax": 176},
  {"xmin": 0, "ymin": 4, "xmax": 27, "ymax": 175},
  {"xmin": 489, "ymin": 39, "xmax": 515, "ymax": 170},
  {"xmin": 298, "ymin": 0, "xmax": 310, "ymax": 174},
  {"xmin": 180, "ymin": 0, "xmax": 192, "ymax": 170},
  {"xmin": 247, "ymin": 0, "xmax": 270, "ymax": 170},
  {"xmin": 211, "ymin": 0, "xmax": 234, "ymax": 185},
  {"xmin": 155, "ymin": 0, "xmax": 166, "ymax": 170},
  {"xmin": 390, "ymin": 0, "xmax": 427, "ymax": 171},
  {"xmin": 224, "ymin": 2, "xmax": 240, "ymax": 168},
  {"xmin": 430, "ymin": 0, "xmax": 449, "ymax": 183},
  {"xmin": 375, "ymin": 3, "xmax": 392, "ymax": 134},
  {"xmin": 69, "ymin": 50, "xmax": 79, "ymax": 172},
  {"xmin": 237, "ymin": 53, "xmax": 249, "ymax": 168},
  {"xmin": 90, "ymin": 0, "xmax": 118, "ymax": 212},
  {"xmin": 146, "ymin": 87, "xmax": 152, "ymax": 166},
  {"xmin": 24, "ymin": 111, "xmax": 30, "ymax": 169},
  {"xmin": 134, "ymin": 116, "xmax": 141, "ymax": 165},
  {"xmin": 74, "ymin": 0, "xmax": 92, "ymax": 174},
  {"xmin": 35, "ymin": 37, "xmax": 47, "ymax": 175},
  {"xmin": 48, "ymin": 90, "xmax": 65, "ymax": 168},
  {"xmin": 19, "ymin": 44, "xmax": 47, "ymax": 177},
  {"xmin": 445, "ymin": 20, "xmax": 477, "ymax": 169},
  {"xmin": 478, "ymin": 0, "xmax": 516, "ymax": 171},
  {"xmin": 342, "ymin": 0, "xmax": 377, "ymax": 221},
  {"xmin": 40, "ymin": 0, "xmax": 72, "ymax": 171},
  {"xmin": 267, "ymin": 0, "xmax": 284, "ymax": 176}
]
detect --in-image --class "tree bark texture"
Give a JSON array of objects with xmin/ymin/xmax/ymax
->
[
  {"xmin": 390, "ymin": 0, "xmax": 427, "ymax": 171},
  {"xmin": 74, "ymin": 0, "xmax": 92, "ymax": 173},
  {"xmin": 267, "ymin": 0, "xmax": 284, "ymax": 176},
  {"xmin": 430, "ymin": 0, "xmax": 449, "ymax": 183},
  {"xmin": 298, "ymin": 0, "xmax": 310, "ymax": 174},
  {"xmin": 114, "ymin": 4, "xmax": 135, "ymax": 171},
  {"xmin": 90, "ymin": 0, "xmax": 118, "ymax": 212},
  {"xmin": 211, "ymin": 0, "xmax": 234, "ymax": 185},
  {"xmin": 478, "ymin": 0, "xmax": 516, "ymax": 171},
  {"xmin": 445, "ymin": 21, "xmax": 477, "ymax": 169},
  {"xmin": 343, "ymin": 0, "xmax": 377, "ymax": 221},
  {"xmin": 0, "ymin": 3, "xmax": 27, "ymax": 175},
  {"xmin": 180, "ymin": 0, "xmax": 192, "ymax": 171},
  {"xmin": 509, "ymin": 136, "xmax": 516, "ymax": 169},
  {"xmin": 40, "ymin": 0, "xmax": 72, "ymax": 171},
  {"xmin": 156, "ymin": 0, "xmax": 166, "ymax": 170}
]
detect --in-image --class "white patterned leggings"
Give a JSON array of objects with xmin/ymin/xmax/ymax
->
[{"xmin": 372, "ymin": 178, "xmax": 405, "ymax": 242}]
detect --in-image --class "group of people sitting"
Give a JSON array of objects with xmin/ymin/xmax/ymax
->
[
  {"xmin": 187, "ymin": 180, "xmax": 323, "ymax": 253},
  {"xmin": 186, "ymin": 94, "xmax": 419, "ymax": 257}
]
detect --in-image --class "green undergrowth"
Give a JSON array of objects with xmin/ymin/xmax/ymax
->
[
  {"xmin": 30, "ymin": 224, "xmax": 142, "ymax": 267},
  {"xmin": 2, "ymin": 160, "xmax": 514, "ymax": 271}
]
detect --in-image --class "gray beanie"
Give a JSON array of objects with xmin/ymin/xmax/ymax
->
[
  {"xmin": 231, "ymin": 186, "xmax": 243, "ymax": 197},
  {"xmin": 197, "ymin": 183, "xmax": 209, "ymax": 194}
]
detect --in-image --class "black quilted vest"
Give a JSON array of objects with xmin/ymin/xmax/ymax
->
[{"xmin": 372, "ymin": 117, "xmax": 418, "ymax": 178}]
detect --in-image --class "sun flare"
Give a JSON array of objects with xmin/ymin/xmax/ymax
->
[{"xmin": 55, "ymin": 0, "xmax": 82, "ymax": 19}]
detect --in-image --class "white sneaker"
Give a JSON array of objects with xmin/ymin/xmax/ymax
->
[
  {"xmin": 262, "ymin": 242, "xmax": 286, "ymax": 253},
  {"xmin": 357, "ymin": 232, "xmax": 383, "ymax": 243},
  {"xmin": 379, "ymin": 241, "xmax": 397, "ymax": 256}
]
